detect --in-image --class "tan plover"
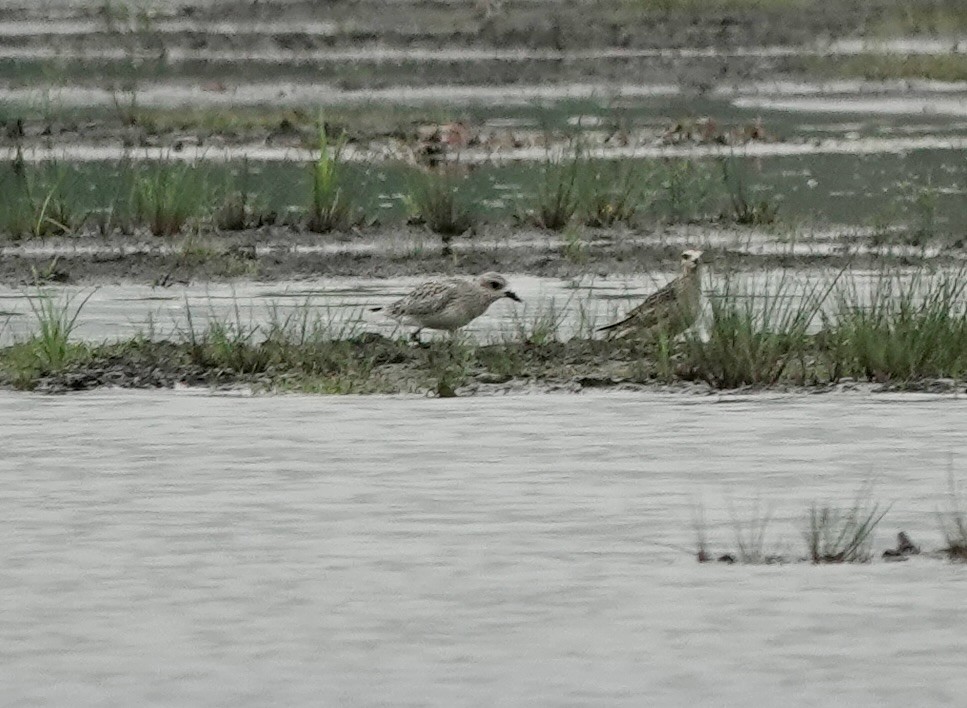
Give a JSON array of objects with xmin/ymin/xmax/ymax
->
[{"xmin": 597, "ymin": 249, "xmax": 703, "ymax": 340}]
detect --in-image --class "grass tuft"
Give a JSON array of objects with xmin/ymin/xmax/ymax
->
[
  {"xmin": 214, "ymin": 159, "xmax": 275, "ymax": 231},
  {"xmin": 582, "ymin": 160, "xmax": 641, "ymax": 228},
  {"xmin": 721, "ymin": 158, "xmax": 778, "ymax": 226},
  {"xmin": 803, "ymin": 488, "xmax": 889, "ymax": 563},
  {"xmin": 0, "ymin": 291, "xmax": 95, "ymax": 388},
  {"xmin": 131, "ymin": 160, "xmax": 204, "ymax": 236},
  {"xmin": 729, "ymin": 498, "xmax": 776, "ymax": 564},
  {"xmin": 0, "ymin": 162, "xmax": 87, "ymax": 239},
  {"xmin": 654, "ymin": 159, "xmax": 717, "ymax": 223},
  {"xmin": 522, "ymin": 149, "xmax": 581, "ymax": 231},
  {"xmin": 406, "ymin": 169, "xmax": 474, "ymax": 251},
  {"xmin": 824, "ymin": 268, "xmax": 967, "ymax": 382},
  {"xmin": 306, "ymin": 124, "xmax": 357, "ymax": 233},
  {"xmin": 680, "ymin": 272, "xmax": 837, "ymax": 388}
]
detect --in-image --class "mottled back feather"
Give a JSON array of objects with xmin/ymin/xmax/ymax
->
[{"xmin": 388, "ymin": 279, "xmax": 464, "ymax": 318}]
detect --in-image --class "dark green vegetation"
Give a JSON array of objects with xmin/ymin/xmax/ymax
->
[
  {"xmin": 4, "ymin": 146, "xmax": 967, "ymax": 246},
  {"xmin": 810, "ymin": 54, "xmax": 967, "ymax": 83}
]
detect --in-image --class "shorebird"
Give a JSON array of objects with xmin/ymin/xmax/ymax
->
[
  {"xmin": 597, "ymin": 249, "xmax": 703, "ymax": 340},
  {"xmin": 371, "ymin": 272, "xmax": 522, "ymax": 341}
]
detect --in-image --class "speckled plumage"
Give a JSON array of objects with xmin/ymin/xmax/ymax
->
[
  {"xmin": 373, "ymin": 272, "xmax": 521, "ymax": 337},
  {"xmin": 598, "ymin": 249, "xmax": 703, "ymax": 340}
]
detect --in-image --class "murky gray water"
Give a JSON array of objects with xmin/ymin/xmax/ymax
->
[
  {"xmin": 0, "ymin": 268, "xmax": 950, "ymax": 346},
  {"xmin": 0, "ymin": 275, "xmax": 625, "ymax": 344},
  {"xmin": 1, "ymin": 390, "xmax": 966, "ymax": 706}
]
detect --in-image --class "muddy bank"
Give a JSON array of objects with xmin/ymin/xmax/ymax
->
[
  {"xmin": 0, "ymin": 225, "xmax": 944, "ymax": 287},
  {"xmin": 6, "ymin": 331, "xmax": 966, "ymax": 397}
]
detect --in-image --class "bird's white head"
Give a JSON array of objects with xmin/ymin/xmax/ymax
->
[
  {"xmin": 680, "ymin": 249, "xmax": 703, "ymax": 274},
  {"xmin": 477, "ymin": 272, "xmax": 522, "ymax": 302}
]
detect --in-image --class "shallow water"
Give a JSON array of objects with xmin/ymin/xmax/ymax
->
[
  {"xmin": 1, "ymin": 389, "xmax": 966, "ymax": 706},
  {"xmin": 0, "ymin": 274, "xmax": 656, "ymax": 344},
  {"xmin": 0, "ymin": 268, "xmax": 910, "ymax": 345}
]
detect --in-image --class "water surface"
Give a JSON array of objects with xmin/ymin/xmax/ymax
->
[{"xmin": 2, "ymin": 390, "xmax": 966, "ymax": 706}]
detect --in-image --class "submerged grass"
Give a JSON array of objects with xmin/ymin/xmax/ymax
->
[
  {"xmin": 130, "ymin": 160, "xmax": 205, "ymax": 236},
  {"xmin": 654, "ymin": 159, "xmax": 718, "ymax": 224},
  {"xmin": 721, "ymin": 158, "xmax": 778, "ymax": 226},
  {"xmin": 582, "ymin": 160, "xmax": 642, "ymax": 228},
  {"xmin": 521, "ymin": 149, "xmax": 582, "ymax": 231},
  {"xmin": 0, "ymin": 161, "xmax": 88, "ymax": 239},
  {"xmin": 406, "ymin": 169, "xmax": 474, "ymax": 250}
]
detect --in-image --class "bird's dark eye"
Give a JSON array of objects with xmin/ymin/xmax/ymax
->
[{"xmin": 490, "ymin": 281, "xmax": 501, "ymax": 290}]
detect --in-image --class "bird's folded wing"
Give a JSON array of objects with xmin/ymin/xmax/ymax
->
[
  {"xmin": 598, "ymin": 279, "xmax": 679, "ymax": 331},
  {"xmin": 397, "ymin": 280, "xmax": 462, "ymax": 315}
]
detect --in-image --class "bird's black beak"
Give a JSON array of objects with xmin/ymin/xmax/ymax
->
[{"xmin": 505, "ymin": 290, "xmax": 522, "ymax": 302}]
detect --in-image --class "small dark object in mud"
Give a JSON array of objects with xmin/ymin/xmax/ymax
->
[
  {"xmin": 574, "ymin": 375, "xmax": 620, "ymax": 388},
  {"xmin": 717, "ymin": 554, "xmax": 736, "ymax": 564},
  {"xmin": 897, "ymin": 531, "xmax": 920, "ymax": 554},
  {"xmin": 882, "ymin": 531, "xmax": 921, "ymax": 560},
  {"xmin": 435, "ymin": 381, "xmax": 457, "ymax": 398}
]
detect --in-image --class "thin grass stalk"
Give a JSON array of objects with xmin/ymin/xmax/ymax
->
[{"xmin": 939, "ymin": 472, "xmax": 967, "ymax": 561}]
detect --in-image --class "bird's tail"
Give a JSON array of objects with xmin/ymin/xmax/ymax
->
[{"xmin": 596, "ymin": 316, "xmax": 631, "ymax": 334}]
